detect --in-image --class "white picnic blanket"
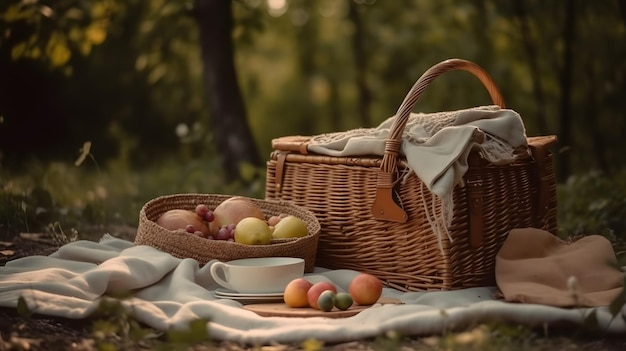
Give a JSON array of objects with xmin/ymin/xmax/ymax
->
[{"xmin": 0, "ymin": 234, "xmax": 624, "ymax": 345}]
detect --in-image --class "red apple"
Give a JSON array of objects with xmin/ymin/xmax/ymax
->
[{"xmin": 348, "ymin": 273, "xmax": 383, "ymax": 305}]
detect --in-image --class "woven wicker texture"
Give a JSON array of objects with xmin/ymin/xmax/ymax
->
[
  {"xmin": 135, "ymin": 194, "xmax": 321, "ymax": 272},
  {"xmin": 265, "ymin": 59, "xmax": 558, "ymax": 291}
]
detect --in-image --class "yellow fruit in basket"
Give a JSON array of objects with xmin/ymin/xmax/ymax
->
[
  {"xmin": 234, "ymin": 217, "xmax": 272, "ymax": 245},
  {"xmin": 271, "ymin": 215, "xmax": 308, "ymax": 239}
]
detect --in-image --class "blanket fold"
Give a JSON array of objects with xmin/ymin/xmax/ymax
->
[{"xmin": 1, "ymin": 234, "xmax": 624, "ymax": 344}]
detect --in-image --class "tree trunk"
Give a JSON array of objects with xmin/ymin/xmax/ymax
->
[
  {"xmin": 619, "ymin": 0, "xmax": 626, "ymax": 25},
  {"xmin": 583, "ymin": 64, "xmax": 609, "ymax": 174},
  {"xmin": 348, "ymin": 0, "xmax": 371, "ymax": 127},
  {"xmin": 193, "ymin": 0, "xmax": 262, "ymax": 181},
  {"xmin": 557, "ymin": 0, "xmax": 576, "ymax": 182},
  {"xmin": 328, "ymin": 75, "xmax": 342, "ymax": 132},
  {"xmin": 294, "ymin": 1, "xmax": 318, "ymax": 136},
  {"xmin": 512, "ymin": 0, "xmax": 549, "ymax": 134},
  {"xmin": 470, "ymin": 0, "xmax": 494, "ymax": 66}
]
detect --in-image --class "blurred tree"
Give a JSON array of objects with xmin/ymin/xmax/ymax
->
[
  {"xmin": 1, "ymin": 0, "xmax": 625, "ymax": 183},
  {"xmin": 347, "ymin": 0, "xmax": 372, "ymax": 127},
  {"xmin": 0, "ymin": 0, "xmax": 122, "ymax": 164},
  {"xmin": 0, "ymin": 0, "xmax": 117, "ymax": 70},
  {"xmin": 192, "ymin": 0, "xmax": 262, "ymax": 181},
  {"xmin": 557, "ymin": 0, "xmax": 576, "ymax": 182},
  {"xmin": 290, "ymin": 0, "xmax": 320, "ymax": 135},
  {"xmin": 511, "ymin": 0, "xmax": 548, "ymax": 133}
]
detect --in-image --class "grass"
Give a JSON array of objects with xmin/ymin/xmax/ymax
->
[
  {"xmin": 3, "ymin": 151, "xmax": 626, "ymax": 245},
  {"xmin": 557, "ymin": 169, "xmax": 626, "ymax": 242},
  {"xmin": 1, "ymin": 156, "xmax": 626, "ymax": 350},
  {"xmin": 0, "ymin": 155, "xmax": 266, "ymax": 240}
]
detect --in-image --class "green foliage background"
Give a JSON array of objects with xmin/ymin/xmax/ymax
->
[{"xmin": 1, "ymin": 0, "xmax": 625, "ymax": 241}]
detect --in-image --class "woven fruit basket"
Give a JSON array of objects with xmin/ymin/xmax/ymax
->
[{"xmin": 135, "ymin": 193, "xmax": 321, "ymax": 272}]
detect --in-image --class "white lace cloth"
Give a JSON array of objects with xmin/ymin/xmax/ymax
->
[{"xmin": 0, "ymin": 235, "xmax": 623, "ymax": 345}]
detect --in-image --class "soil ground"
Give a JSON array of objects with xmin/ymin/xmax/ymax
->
[{"xmin": 1, "ymin": 229, "xmax": 625, "ymax": 351}]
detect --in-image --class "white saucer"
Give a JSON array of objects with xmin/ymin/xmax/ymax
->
[
  {"xmin": 214, "ymin": 288, "xmax": 284, "ymax": 298},
  {"xmin": 213, "ymin": 288, "xmax": 284, "ymax": 303},
  {"xmin": 215, "ymin": 295, "xmax": 285, "ymax": 303}
]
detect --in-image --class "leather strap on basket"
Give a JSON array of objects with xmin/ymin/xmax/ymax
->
[
  {"xmin": 528, "ymin": 135, "xmax": 558, "ymax": 228},
  {"xmin": 371, "ymin": 59, "xmax": 505, "ymax": 227}
]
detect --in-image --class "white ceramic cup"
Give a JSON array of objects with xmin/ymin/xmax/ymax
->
[{"xmin": 210, "ymin": 257, "xmax": 305, "ymax": 294}]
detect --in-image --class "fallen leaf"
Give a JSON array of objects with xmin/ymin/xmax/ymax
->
[
  {"xmin": 19, "ymin": 233, "xmax": 42, "ymax": 240},
  {"xmin": 19, "ymin": 233, "xmax": 56, "ymax": 244},
  {"xmin": 0, "ymin": 241, "xmax": 14, "ymax": 247},
  {"xmin": 1, "ymin": 250, "xmax": 15, "ymax": 256}
]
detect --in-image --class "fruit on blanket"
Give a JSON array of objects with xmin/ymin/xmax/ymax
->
[
  {"xmin": 317, "ymin": 290, "xmax": 336, "ymax": 312},
  {"xmin": 307, "ymin": 282, "xmax": 337, "ymax": 310},
  {"xmin": 271, "ymin": 215, "xmax": 308, "ymax": 239},
  {"xmin": 283, "ymin": 278, "xmax": 313, "ymax": 308},
  {"xmin": 156, "ymin": 209, "xmax": 209, "ymax": 236},
  {"xmin": 233, "ymin": 217, "xmax": 272, "ymax": 245},
  {"xmin": 349, "ymin": 273, "xmax": 383, "ymax": 305},
  {"xmin": 334, "ymin": 292, "xmax": 354, "ymax": 311},
  {"xmin": 212, "ymin": 196, "xmax": 265, "ymax": 229}
]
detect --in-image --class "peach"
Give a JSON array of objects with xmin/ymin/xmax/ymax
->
[
  {"xmin": 306, "ymin": 282, "xmax": 337, "ymax": 310},
  {"xmin": 213, "ymin": 196, "xmax": 265, "ymax": 227},
  {"xmin": 156, "ymin": 209, "xmax": 209, "ymax": 236},
  {"xmin": 283, "ymin": 278, "xmax": 313, "ymax": 308},
  {"xmin": 348, "ymin": 273, "xmax": 383, "ymax": 305}
]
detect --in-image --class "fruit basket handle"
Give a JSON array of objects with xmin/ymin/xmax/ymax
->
[{"xmin": 371, "ymin": 58, "xmax": 505, "ymax": 222}]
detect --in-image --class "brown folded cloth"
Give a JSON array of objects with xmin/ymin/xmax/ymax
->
[{"xmin": 495, "ymin": 228, "xmax": 625, "ymax": 307}]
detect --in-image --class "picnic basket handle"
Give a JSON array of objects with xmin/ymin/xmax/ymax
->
[{"xmin": 371, "ymin": 58, "xmax": 505, "ymax": 222}]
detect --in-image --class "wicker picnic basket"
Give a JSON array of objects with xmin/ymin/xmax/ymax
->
[
  {"xmin": 265, "ymin": 59, "xmax": 558, "ymax": 291},
  {"xmin": 135, "ymin": 193, "xmax": 321, "ymax": 272}
]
